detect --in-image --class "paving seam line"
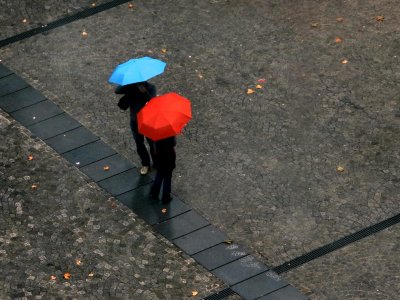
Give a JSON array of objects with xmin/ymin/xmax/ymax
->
[
  {"xmin": 0, "ymin": 64, "xmax": 309, "ymax": 299},
  {"xmin": 0, "ymin": 0, "xmax": 133, "ymax": 48}
]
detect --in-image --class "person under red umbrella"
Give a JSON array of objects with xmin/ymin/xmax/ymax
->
[{"xmin": 150, "ymin": 136, "xmax": 176, "ymax": 204}]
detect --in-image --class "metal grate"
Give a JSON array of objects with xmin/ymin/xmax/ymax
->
[
  {"xmin": 273, "ymin": 213, "xmax": 400, "ymax": 274},
  {"xmin": 202, "ymin": 288, "xmax": 238, "ymax": 300},
  {"xmin": 0, "ymin": 0, "xmax": 132, "ymax": 48}
]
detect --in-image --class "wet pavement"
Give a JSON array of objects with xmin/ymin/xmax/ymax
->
[{"xmin": 1, "ymin": 0, "xmax": 400, "ymax": 299}]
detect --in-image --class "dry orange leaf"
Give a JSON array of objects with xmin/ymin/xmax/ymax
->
[
  {"xmin": 192, "ymin": 291, "xmax": 199, "ymax": 296},
  {"xmin": 334, "ymin": 37, "xmax": 343, "ymax": 43},
  {"xmin": 340, "ymin": 59, "xmax": 348, "ymax": 64},
  {"xmin": 375, "ymin": 15, "xmax": 384, "ymax": 22},
  {"xmin": 75, "ymin": 259, "xmax": 82, "ymax": 266},
  {"xmin": 28, "ymin": 155, "xmax": 34, "ymax": 161},
  {"xmin": 336, "ymin": 17, "xmax": 344, "ymax": 22},
  {"xmin": 161, "ymin": 48, "xmax": 167, "ymax": 53},
  {"xmin": 256, "ymin": 84, "xmax": 263, "ymax": 89},
  {"xmin": 336, "ymin": 166, "xmax": 345, "ymax": 173},
  {"xmin": 246, "ymin": 88, "xmax": 255, "ymax": 94},
  {"xmin": 103, "ymin": 165, "xmax": 110, "ymax": 171},
  {"xmin": 63, "ymin": 272, "xmax": 71, "ymax": 280}
]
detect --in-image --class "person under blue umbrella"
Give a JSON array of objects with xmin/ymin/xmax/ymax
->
[{"xmin": 115, "ymin": 82, "xmax": 157, "ymax": 175}]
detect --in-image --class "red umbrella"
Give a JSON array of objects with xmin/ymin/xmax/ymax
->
[{"xmin": 137, "ymin": 92, "xmax": 192, "ymax": 141}]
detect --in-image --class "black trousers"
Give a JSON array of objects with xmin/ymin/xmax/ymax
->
[
  {"xmin": 152, "ymin": 168, "xmax": 173, "ymax": 198},
  {"xmin": 130, "ymin": 120, "xmax": 156, "ymax": 167}
]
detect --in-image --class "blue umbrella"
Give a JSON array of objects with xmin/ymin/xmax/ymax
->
[{"xmin": 108, "ymin": 56, "xmax": 166, "ymax": 86}]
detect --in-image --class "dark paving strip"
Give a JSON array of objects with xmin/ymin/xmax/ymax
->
[
  {"xmin": 202, "ymin": 288, "xmax": 236, "ymax": 300},
  {"xmin": 273, "ymin": 213, "xmax": 400, "ymax": 275},
  {"xmin": 0, "ymin": 62, "xmax": 307, "ymax": 300},
  {"xmin": 0, "ymin": 0, "xmax": 132, "ymax": 48}
]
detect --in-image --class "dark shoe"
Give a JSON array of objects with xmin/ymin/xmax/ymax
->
[{"xmin": 161, "ymin": 194, "xmax": 172, "ymax": 204}]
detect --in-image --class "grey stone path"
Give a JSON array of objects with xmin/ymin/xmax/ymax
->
[{"xmin": 1, "ymin": 0, "xmax": 400, "ymax": 299}]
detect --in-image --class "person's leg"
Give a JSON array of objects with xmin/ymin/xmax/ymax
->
[
  {"xmin": 130, "ymin": 120, "xmax": 150, "ymax": 167},
  {"xmin": 161, "ymin": 169, "xmax": 173, "ymax": 204},
  {"xmin": 151, "ymin": 170, "xmax": 163, "ymax": 198},
  {"xmin": 146, "ymin": 137, "xmax": 157, "ymax": 169}
]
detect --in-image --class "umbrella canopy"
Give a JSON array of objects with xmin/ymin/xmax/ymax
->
[
  {"xmin": 108, "ymin": 56, "xmax": 166, "ymax": 86},
  {"xmin": 137, "ymin": 93, "xmax": 192, "ymax": 141}
]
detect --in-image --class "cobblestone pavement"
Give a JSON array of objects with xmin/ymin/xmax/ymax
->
[
  {"xmin": 1, "ymin": 0, "xmax": 400, "ymax": 299},
  {"xmin": 0, "ymin": 111, "xmax": 223, "ymax": 299}
]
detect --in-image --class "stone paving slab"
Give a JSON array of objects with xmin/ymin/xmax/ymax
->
[
  {"xmin": 97, "ymin": 168, "xmax": 152, "ymax": 196},
  {"xmin": 9, "ymin": 99, "xmax": 63, "ymax": 126},
  {"xmin": 45, "ymin": 125, "xmax": 99, "ymax": 154},
  {"xmin": 62, "ymin": 139, "xmax": 117, "ymax": 167},
  {"xmin": 154, "ymin": 210, "xmax": 210, "ymax": 240},
  {"xmin": 0, "ymin": 74, "xmax": 29, "ymax": 97},
  {"xmin": 80, "ymin": 153, "xmax": 133, "ymax": 182},
  {"xmin": 27, "ymin": 113, "xmax": 82, "ymax": 140},
  {"xmin": 193, "ymin": 243, "xmax": 248, "ymax": 271},
  {"xmin": 0, "ymin": 110, "xmax": 224, "ymax": 299},
  {"xmin": 173, "ymin": 226, "xmax": 227, "ymax": 256},
  {"xmin": 211, "ymin": 255, "xmax": 269, "ymax": 286},
  {"xmin": 231, "ymin": 271, "xmax": 289, "ymax": 300},
  {"xmin": 135, "ymin": 197, "xmax": 191, "ymax": 225},
  {"xmin": 0, "ymin": 86, "xmax": 46, "ymax": 112}
]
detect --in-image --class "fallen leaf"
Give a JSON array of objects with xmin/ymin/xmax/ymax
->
[
  {"xmin": 161, "ymin": 48, "xmax": 167, "ymax": 53},
  {"xmin": 50, "ymin": 275, "xmax": 57, "ymax": 281},
  {"xmin": 256, "ymin": 84, "xmax": 263, "ymax": 89},
  {"xmin": 336, "ymin": 17, "xmax": 344, "ymax": 22},
  {"xmin": 128, "ymin": 3, "xmax": 134, "ymax": 9},
  {"xmin": 103, "ymin": 165, "xmax": 110, "ymax": 171},
  {"xmin": 161, "ymin": 208, "xmax": 167, "ymax": 214},
  {"xmin": 75, "ymin": 259, "xmax": 82, "ymax": 266},
  {"xmin": 22, "ymin": 19, "xmax": 27, "ymax": 23},
  {"xmin": 246, "ymin": 88, "xmax": 255, "ymax": 94},
  {"xmin": 191, "ymin": 291, "xmax": 199, "ymax": 296},
  {"xmin": 81, "ymin": 30, "xmax": 88, "ymax": 37},
  {"xmin": 91, "ymin": 3, "xmax": 96, "ymax": 7},
  {"xmin": 375, "ymin": 15, "xmax": 384, "ymax": 22},
  {"xmin": 28, "ymin": 155, "xmax": 34, "ymax": 161},
  {"xmin": 63, "ymin": 272, "xmax": 71, "ymax": 280},
  {"xmin": 340, "ymin": 59, "xmax": 348, "ymax": 64},
  {"xmin": 198, "ymin": 74, "xmax": 203, "ymax": 79},
  {"xmin": 336, "ymin": 166, "xmax": 345, "ymax": 173},
  {"xmin": 257, "ymin": 78, "xmax": 266, "ymax": 83},
  {"xmin": 334, "ymin": 37, "xmax": 343, "ymax": 43},
  {"xmin": 88, "ymin": 272, "xmax": 94, "ymax": 277},
  {"xmin": 223, "ymin": 239, "xmax": 234, "ymax": 244},
  {"xmin": 310, "ymin": 22, "xmax": 319, "ymax": 28},
  {"xmin": 31, "ymin": 184, "xmax": 38, "ymax": 190}
]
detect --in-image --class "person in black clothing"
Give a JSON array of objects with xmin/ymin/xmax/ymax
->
[
  {"xmin": 115, "ymin": 81, "xmax": 156, "ymax": 175},
  {"xmin": 150, "ymin": 136, "xmax": 176, "ymax": 204}
]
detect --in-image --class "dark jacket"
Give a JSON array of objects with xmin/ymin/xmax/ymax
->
[
  {"xmin": 154, "ymin": 137, "xmax": 176, "ymax": 170},
  {"xmin": 115, "ymin": 82, "xmax": 156, "ymax": 122}
]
